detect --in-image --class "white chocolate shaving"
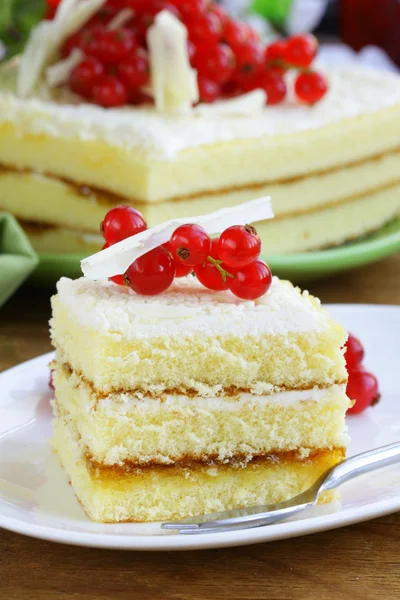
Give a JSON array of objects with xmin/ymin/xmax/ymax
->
[
  {"xmin": 147, "ymin": 10, "xmax": 198, "ymax": 113},
  {"xmin": 194, "ymin": 90, "xmax": 267, "ymax": 116},
  {"xmin": 107, "ymin": 8, "xmax": 134, "ymax": 30},
  {"xmin": 45, "ymin": 48, "xmax": 84, "ymax": 87},
  {"xmin": 81, "ymin": 197, "xmax": 273, "ymax": 280},
  {"xmin": 17, "ymin": 0, "xmax": 105, "ymax": 98}
]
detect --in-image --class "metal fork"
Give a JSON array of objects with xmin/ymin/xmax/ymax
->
[{"xmin": 161, "ymin": 441, "xmax": 400, "ymax": 534}]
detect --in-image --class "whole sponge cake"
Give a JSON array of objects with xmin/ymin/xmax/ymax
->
[{"xmin": 50, "ymin": 276, "xmax": 349, "ymax": 522}]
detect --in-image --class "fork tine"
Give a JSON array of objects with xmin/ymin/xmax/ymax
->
[{"xmin": 161, "ymin": 494, "xmax": 315, "ymax": 531}]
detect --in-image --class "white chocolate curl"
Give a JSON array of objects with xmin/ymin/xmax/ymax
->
[
  {"xmin": 45, "ymin": 48, "xmax": 84, "ymax": 88},
  {"xmin": 147, "ymin": 10, "xmax": 199, "ymax": 113},
  {"xmin": 81, "ymin": 197, "xmax": 274, "ymax": 280}
]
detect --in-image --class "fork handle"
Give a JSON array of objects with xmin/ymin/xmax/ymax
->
[{"xmin": 320, "ymin": 441, "xmax": 400, "ymax": 493}]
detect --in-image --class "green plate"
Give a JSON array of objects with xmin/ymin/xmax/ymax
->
[{"xmin": 31, "ymin": 218, "xmax": 400, "ymax": 285}]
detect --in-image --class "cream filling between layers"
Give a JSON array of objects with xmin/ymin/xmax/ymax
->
[{"xmin": 97, "ymin": 385, "xmax": 347, "ymax": 411}]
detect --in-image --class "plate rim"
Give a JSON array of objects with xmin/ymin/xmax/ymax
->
[
  {"xmin": 2, "ymin": 495, "xmax": 399, "ymax": 552},
  {"xmin": 1, "ymin": 304, "xmax": 400, "ymax": 550}
]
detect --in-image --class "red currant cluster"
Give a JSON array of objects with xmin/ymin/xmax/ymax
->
[
  {"xmin": 344, "ymin": 334, "xmax": 380, "ymax": 414},
  {"xmin": 100, "ymin": 205, "xmax": 272, "ymax": 299},
  {"xmin": 55, "ymin": 0, "xmax": 328, "ymax": 107}
]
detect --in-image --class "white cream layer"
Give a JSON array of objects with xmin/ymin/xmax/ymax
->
[
  {"xmin": 98, "ymin": 384, "xmax": 348, "ymax": 414},
  {"xmin": 54, "ymin": 275, "xmax": 331, "ymax": 339},
  {"xmin": 1, "ymin": 67, "xmax": 400, "ymax": 159}
]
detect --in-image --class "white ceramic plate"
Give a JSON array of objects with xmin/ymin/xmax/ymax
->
[{"xmin": 1, "ymin": 304, "xmax": 400, "ymax": 551}]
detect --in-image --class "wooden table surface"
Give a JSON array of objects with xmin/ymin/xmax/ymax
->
[{"xmin": 1, "ymin": 254, "xmax": 400, "ymax": 600}]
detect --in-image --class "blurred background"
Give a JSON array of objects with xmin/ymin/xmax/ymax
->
[
  {"xmin": 1, "ymin": 0, "xmax": 399, "ymax": 69},
  {"xmin": 0, "ymin": 0, "xmax": 399, "ymax": 298}
]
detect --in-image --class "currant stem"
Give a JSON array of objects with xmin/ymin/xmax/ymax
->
[
  {"xmin": 268, "ymin": 58, "xmax": 312, "ymax": 73},
  {"xmin": 207, "ymin": 256, "xmax": 235, "ymax": 283}
]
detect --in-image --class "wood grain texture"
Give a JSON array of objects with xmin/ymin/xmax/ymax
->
[{"xmin": 1, "ymin": 253, "xmax": 400, "ymax": 600}]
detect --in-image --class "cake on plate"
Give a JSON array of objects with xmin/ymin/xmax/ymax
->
[
  {"xmin": 50, "ymin": 276, "xmax": 349, "ymax": 522},
  {"xmin": 0, "ymin": 0, "xmax": 399, "ymax": 256},
  {"xmin": 49, "ymin": 198, "xmax": 350, "ymax": 522}
]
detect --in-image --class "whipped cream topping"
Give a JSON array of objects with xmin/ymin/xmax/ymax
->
[
  {"xmin": 55, "ymin": 275, "xmax": 331, "ymax": 339},
  {"xmin": 1, "ymin": 67, "xmax": 400, "ymax": 159}
]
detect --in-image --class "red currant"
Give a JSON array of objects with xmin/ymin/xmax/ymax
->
[
  {"xmin": 102, "ymin": 242, "xmax": 126, "ymax": 285},
  {"xmin": 169, "ymin": 223, "xmax": 211, "ymax": 266},
  {"xmin": 195, "ymin": 261, "xmax": 231, "ymax": 291},
  {"xmin": 110, "ymin": 274, "xmax": 126, "ymax": 285},
  {"xmin": 69, "ymin": 58, "xmax": 104, "ymax": 98},
  {"xmin": 345, "ymin": 334, "xmax": 365, "ymax": 371},
  {"xmin": 124, "ymin": 246, "xmax": 175, "ymax": 295},
  {"xmin": 218, "ymin": 225, "xmax": 261, "ymax": 269},
  {"xmin": 105, "ymin": 0, "xmax": 126, "ymax": 9},
  {"xmin": 284, "ymin": 34, "xmax": 317, "ymax": 68},
  {"xmin": 195, "ymin": 43, "xmax": 235, "ymax": 85},
  {"xmin": 163, "ymin": 242, "xmax": 193, "ymax": 277},
  {"xmin": 175, "ymin": 262, "xmax": 193, "ymax": 278},
  {"xmin": 209, "ymin": 4, "xmax": 228, "ymax": 26},
  {"xmin": 232, "ymin": 41, "xmax": 264, "ymax": 86},
  {"xmin": 101, "ymin": 205, "xmax": 147, "ymax": 244},
  {"xmin": 134, "ymin": 2, "xmax": 181, "ymax": 43},
  {"xmin": 92, "ymin": 76, "xmax": 127, "ymax": 107},
  {"xmin": 267, "ymin": 65, "xmax": 286, "ymax": 77},
  {"xmin": 46, "ymin": 0, "xmax": 61, "ymax": 19},
  {"xmin": 86, "ymin": 6, "xmax": 118, "ymax": 29},
  {"xmin": 209, "ymin": 237, "xmax": 221, "ymax": 259},
  {"xmin": 194, "ymin": 239, "xmax": 231, "ymax": 291},
  {"xmin": 346, "ymin": 368, "xmax": 380, "ymax": 415},
  {"xmin": 229, "ymin": 260, "xmax": 272, "ymax": 300},
  {"xmin": 170, "ymin": 0, "xmax": 208, "ymax": 15},
  {"xmin": 295, "ymin": 71, "xmax": 328, "ymax": 104},
  {"xmin": 128, "ymin": 90, "xmax": 153, "ymax": 106},
  {"xmin": 185, "ymin": 12, "xmax": 222, "ymax": 45},
  {"xmin": 117, "ymin": 48, "xmax": 150, "ymax": 91},
  {"xmin": 222, "ymin": 18, "xmax": 249, "ymax": 49},
  {"xmin": 241, "ymin": 70, "xmax": 286, "ymax": 104},
  {"xmin": 265, "ymin": 39, "xmax": 287, "ymax": 66},
  {"xmin": 263, "ymin": 71, "xmax": 287, "ymax": 104},
  {"xmin": 222, "ymin": 80, "xmax": 241, "ymax": 98},
  {"xmin": 62, "ymin": 30, "xmax": 91, "ymax": 57},
  {"xmin": 124, "ymin": 0, "xmax": 149, "ymax": 10},
  {"xmin": 86, "ymin": 28, "xmax": 137, "ymax": 65},
  {"xmin": 197, "ymin": 76, "xmax": 221, "ymax": 103}
]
